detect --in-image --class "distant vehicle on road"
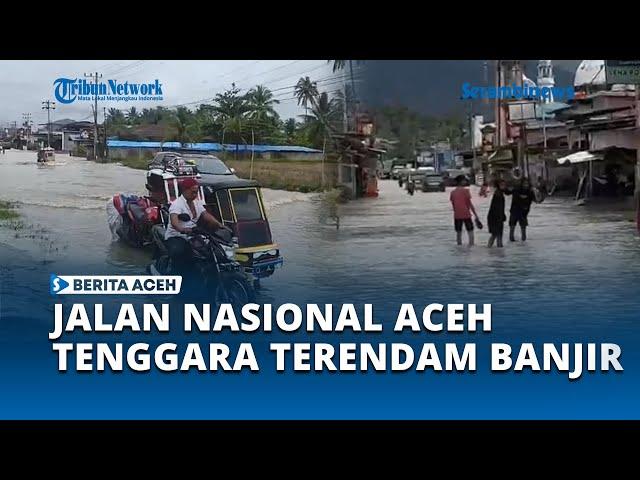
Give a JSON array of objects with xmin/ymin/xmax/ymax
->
[
  {"xmin": 421, "ymin": 173, "xmax": 446, "ymax": 192},
  {"xmin": 442, "ymin": 169, "xmax": 470, "ymax": 187},
  {"xmin": 378, "ymin": 159, "xmax": 395, "ymax": 179},
  {"xmin": 390, "ymin": 159, "xmax": 411, "ymax": 179}
]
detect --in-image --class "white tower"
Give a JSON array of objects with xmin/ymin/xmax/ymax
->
[{"xmin": 537, "ymin": 60, "xmax": 555, "ymax": 103}]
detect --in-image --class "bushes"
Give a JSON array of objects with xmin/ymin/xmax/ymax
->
[{"xmin": 226, "ymin": 159, "xmax": 337, "ymax": 192}]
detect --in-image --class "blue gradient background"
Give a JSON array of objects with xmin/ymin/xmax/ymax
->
[
  {"xmin": 1, "ymin": 182, "xmax": 639, "ymax": 419},
  {"xmin": 1, "ymin": 270, "xmax": 638, "ymax": 420}
]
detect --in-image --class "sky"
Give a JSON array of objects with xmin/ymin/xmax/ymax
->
[
  {"xmin": 0, "ymin": 60, "xmax": 338, "ymax": 127},
  {"xmin": 360, "ymin": 60, "xmax": 582, "ymax": 118}
]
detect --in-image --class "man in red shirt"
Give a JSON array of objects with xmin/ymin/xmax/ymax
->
[{"xmin": 450, "ymin": 175, "xmax": 479, "ymax": 246}]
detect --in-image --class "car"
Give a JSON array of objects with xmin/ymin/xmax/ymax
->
[
  {"xmin": 421, "ymin": 173, "xmax": 446, "ymax": 192},
  {"xmin": 378, "ymin": 159, "xmax": 395, "ymax": 179},
  {"xmin": 442, "ymin": 169, "xmax": 470, "ymax": 187},
  {"xmin": 149, "ymin": 151, "xmax": 181, "ymax": 168},
  {"xmin": 149, "ymin": 151, "xmax": 237, "ymax": 177}
]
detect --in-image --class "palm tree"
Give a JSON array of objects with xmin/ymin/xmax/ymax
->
[
  {"xmin": 246, "ymin": 85, "xmax": 280, "ymax": 122},
  {"xmin": 284, "ymin": 118, "xmax": 296, "ymax": 143},
  {"xmin": 294, "ymin": 77, "xmax": 319, "ymax": 118},
  {"xmin": 212, "ymin": 84, "xmax": 250, "ymax": 156},
  {"xmin": 173, "ymin": 106, "xmax": 192, "ymax": 146},
  {"xmin": 329, "ymin": 60, "xmax": 347, "ymax": 73},
  {"xmin": 107, "ymin": 108, "xmax": 125, "ymax": 125},
  {"xmin": 303, "ymin": 91, "xmax": 341, "ymax": 148},
  {"xmin": 126, "ymin": 107, "xmax": 139, "ymax": 125}
]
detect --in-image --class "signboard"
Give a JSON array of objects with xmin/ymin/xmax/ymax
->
[{"xmin": 605, "ymin": 60, "xmax": 640, "ymax": 85}]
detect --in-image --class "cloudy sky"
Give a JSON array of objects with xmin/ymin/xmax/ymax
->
[{"xmin": 0, "ymin": 60, "xmax": 337, "ymax": 127}]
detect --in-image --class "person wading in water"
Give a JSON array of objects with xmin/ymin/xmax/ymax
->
[
  {"xmin": 509, "ymin": 178, "xmax": 538, "ymax": 242},
  {"xmin": 487, "ymin": 179, "xmax": 507, "ymax": 248},
  {"xmin": 449, "ymin": 175, "xmax": 479, "ymax": 246}
]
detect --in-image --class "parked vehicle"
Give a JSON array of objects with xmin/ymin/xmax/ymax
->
[{"xmin": 378, "ymin": 159, "xmax": 395, "ymax": 179}]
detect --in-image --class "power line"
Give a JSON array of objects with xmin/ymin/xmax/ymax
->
[{"xmin": 165, "ymin": 68, "xmax": 354, "ymax": 110}]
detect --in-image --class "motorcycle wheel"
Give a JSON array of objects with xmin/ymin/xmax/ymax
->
[{"xmin": 215, "ymin": 272, "xmax": 256, "ymax": 308}]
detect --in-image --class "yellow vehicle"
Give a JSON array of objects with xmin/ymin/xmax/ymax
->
[
  {"xmin": 145, "ymin": 157, "xmax": 282, "ymax": 286},
  {"xmin": 200, "ymin": 177, "xmax": 283, "ymax": 285}
]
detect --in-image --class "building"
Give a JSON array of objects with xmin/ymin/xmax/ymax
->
[
  {"xmin": 553, "ymin": 89, "xmax": 637, "ymax": 199},
  {"xmin": 537, "ymin": 60, "xmax": 555, "ymax": 103},
  {"xmin": 106, "ymin": 140, "xmax": 323, "ymax": 161},
  {"xmin": 335, "ymin": 113, "xmax": 384, "ymax": 199}
]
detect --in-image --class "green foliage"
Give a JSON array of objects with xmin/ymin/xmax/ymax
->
[
  {"xmin": 0, "ymin": 201, "xmax": 19, "ymax": 220},
  {"xmin": 373, "ymin": 106, "xmax": 467, "ymax": 159},
  {"xmin": 103, "ymin": 77, "xmax": 345, "ymax": 151}
]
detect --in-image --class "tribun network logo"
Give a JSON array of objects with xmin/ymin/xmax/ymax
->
[
  {"xmin": 53, "ymin": 78, "xmax": 164, "ymax": 104},
  {"xmin": 50, "ymin": 274, "xmax": 181, "ymax": 295}
]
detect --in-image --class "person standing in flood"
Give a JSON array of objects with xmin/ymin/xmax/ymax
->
[
  {"xmin": 487, "ymin": 179, "xmax": 507, "ymax": 248},
  {"xmin": 450, "ymin": 175, "xmax": 479, "ymax": 246},
  {"xmin": 509, "ymin": 178, "xmax": 537, "ymax": 242}
]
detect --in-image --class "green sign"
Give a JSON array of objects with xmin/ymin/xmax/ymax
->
[{"xmin": 605, "ymin": 60, "xmax": 640, "ymax": 85}]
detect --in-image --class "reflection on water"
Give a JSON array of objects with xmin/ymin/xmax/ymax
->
[{"xmin": 1, "ymin": 149, "xmax": 640, "ymax": 337}]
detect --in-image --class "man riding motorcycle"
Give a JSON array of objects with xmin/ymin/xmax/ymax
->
[{"xmin": 165, "ymin": 177, "xmax": 228, "ymax": 275}]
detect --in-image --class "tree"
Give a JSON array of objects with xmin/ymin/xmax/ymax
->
[
  {"xmin": 210, "ymin": 83, "xmax": 255, "ymax": 157},
  {"xmin": 106, "ymin": 108, "xmax": 125, "ymax": 125},
  {"xmin": 126, "ymin": 107, "xmax": 139, "ymax": 125},
  {"xmin": 212, "ymin": 83, "xmax": 246, "ymax": 120},
  {"xmin": 302, "ymin": 91, "xmax": 341, "ymax": 148},
  {"xmin": 172, "ymin": 106, "xmax": 193, "ymax": 145},
  {"xmin": 246, "ymin": 85, "xmax": 280, "ymax": 122},
  {"xmin": 294, "ymin": 76, "xmax": 319, "ymax": 117},
  {"xmin": 284, "ymin": 118, "xmax": 296, "ymax": 143},
  {"xmin": 329, "ymin": 60, "xmax": 347, "ymax": 73}
]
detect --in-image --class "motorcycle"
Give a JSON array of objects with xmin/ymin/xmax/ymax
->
[
  {"xmin": 148, "ymin": 213, "xmax": 256, "ymax": 307},
  {"xmin": 406, "ymin": 179, "xmax": 415, "ymax": 196}
]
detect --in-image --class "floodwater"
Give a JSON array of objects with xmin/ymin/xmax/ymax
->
[{"xmin": 1, "ymin": 148, "xmax": 639, "ymax": 336}]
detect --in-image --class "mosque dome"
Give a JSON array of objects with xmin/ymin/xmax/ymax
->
[
  {"xmin": 574, "ymin": 60, "xmax": 605, "ymax": 87},
  {"xmin": 522, "ymin": 74, "xmax": 537, "ymax": 88}
]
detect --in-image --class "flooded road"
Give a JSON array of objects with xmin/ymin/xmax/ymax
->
[{"xmin": 1, "ymin": 148, "xmax": 640, "ymax": 336}]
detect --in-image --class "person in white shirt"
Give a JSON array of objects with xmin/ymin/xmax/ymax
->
[{"xmin": 165, "ymin": 177, "xmax": 226, "ymax": 273}]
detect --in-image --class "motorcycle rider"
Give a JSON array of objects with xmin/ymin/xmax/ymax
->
[{"xmin": 164, "ymin": 177, "xmax": 227, "ymax": 275}]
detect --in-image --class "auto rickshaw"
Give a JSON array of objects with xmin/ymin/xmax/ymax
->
[
  {"xmin": 144, "ymin": 158, "xmax": 282, "ymax": 286},
  {"xmin": 37, "ymin": 147, "xmax": 56, "ymax": 164},
  {"xmin": 200, "ymin": 177, "xmax": 283, "ymax": 285}
]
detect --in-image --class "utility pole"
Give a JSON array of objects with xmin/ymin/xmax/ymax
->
[
  {"xmin": 42, "ymin": 100, "xmax": 56, "ymax": 148},
  {"xmin": 103, "ymin": 106, "xmax": 108, "ymax": 158},
  {"xmin": 22, "ymin": 113, "xmax": 32, "ymax": 146},
  {"xmin": 84, "ymin": 71, "xmax": 102, "ymax": 160}
]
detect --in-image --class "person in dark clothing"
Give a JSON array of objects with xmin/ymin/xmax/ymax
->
[
  {"xmin": 509, "ymin": 178, "xmax": 537, "ymax": 242},
  {"xmin": 536, "ymin": 176, "xmax": 548, "ymax": 198},
  {"xmin": 487, "ymin": 179, "xmax": 507, "ymax": 248}
]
